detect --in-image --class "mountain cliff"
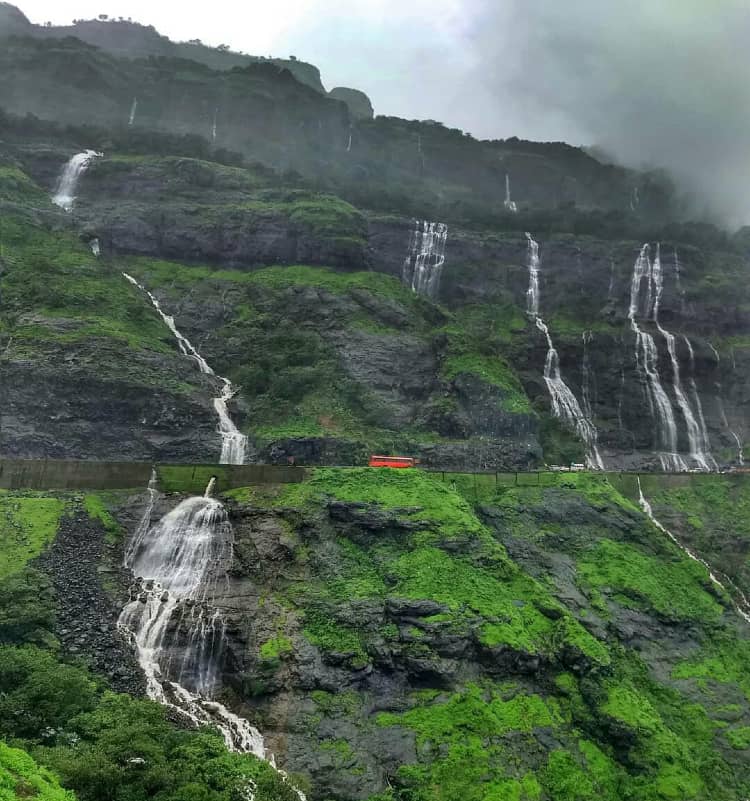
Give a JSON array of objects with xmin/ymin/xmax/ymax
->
[{"xmin": 2, "ymin": 6, "xmax": 750, "ymax": 801}]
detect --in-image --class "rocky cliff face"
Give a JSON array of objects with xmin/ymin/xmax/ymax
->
[
  {"xmin": 2, "ymin": 139, "xmax": 748, "ymax": 470},
  {"xmin": 40, "ymin": 469, "xmax": 750, "ymax": 801}
]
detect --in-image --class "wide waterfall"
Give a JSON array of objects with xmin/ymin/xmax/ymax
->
[
  {"xmin": 628, "ymin": 244, "xmax": 716, "ymax": 471},
  {"xmin": 123, "ymin": 273, "xmax": 247, "ymax": 464},
  {"xmin": 118, "ymin": 477, "xmax": 267, "ymax": 755},
  {"xmin": 52, "ymin": 150, "xmax": 102, "ymax": 211},
  {"xmin": 503, "ymin": 174, "xmax": 518, "ymax": 213},
  {"xmin": 525, "ymin": 234, "xmax": 604, "ymax": 469},
  {"xmin": 401, "ymin": 220, "xmax": 448, "ymax": 299},
  {"xmin": 638, "ymin": 478, "xmax": 750, "ymax": 623}
]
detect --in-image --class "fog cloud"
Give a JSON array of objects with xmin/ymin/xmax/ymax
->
[{"xmin": 19, "ymin": 0, "xmax": 750, "ymax": 225}]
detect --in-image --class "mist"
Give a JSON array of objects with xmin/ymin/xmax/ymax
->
[
  {"xmin": 466, "ymin": 0, "xmax": 750, "ymax": 227},
  {"xmin": 16, "ymin": 0, "xmax": 750, "ymax": 226}
]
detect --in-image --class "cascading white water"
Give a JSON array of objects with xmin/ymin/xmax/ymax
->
[
  {"xmin": 128, "ymin": 97, "xmax": 138, "ymax": 127},
  {"xmin": 629, "ymin": 186, "xmax": 640, "ymax": 211},
  {"xmin": 525, "ymin": 234, "xmax": 604, "ymax": 469},
  {"xmin": 52, "ymin": 150, "xmax": 102, "ymax": 211},
  {"xmin": 118, "ymin": 478, "xmax": 267, "ymax": 755},
  {"xmin": 628, "ymin": 245, "xmax": 686, "ymax": 471},
  {"xmin": 123, "ymin": 273, "xmax": 247, "ymax": 464},
  {"xmin": 89, "ymin": 238, "xmax": 101, "ymax": 257},
  {"xmin": 651, "ymin": 247, "xmax": 715, "ymax": 471},
  {"xmin": 637, "ymin": 477, "xmax": 750, "ymax": 623},
  {"xmin": 401, "ymin": 220, "xmax": 448, "ymax": 299},
  {"xmin": 503, "ymin": 174, "xmax": 518, "ymax": 213},
  {"xmin": 628, "ymin": 244, "xmax": 717, "ymax": 471},
  {"xmin": 211, "ymin": 108, "xmax": 218, "ymax": 142},
  {"xmin": 680, "ymin": 335, "xmax": 718, "ymax": 470}
]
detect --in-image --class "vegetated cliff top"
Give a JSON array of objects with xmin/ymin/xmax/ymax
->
[{"xmin": 0, "ymin": 1, "xmax": 326, "ymax": 92}]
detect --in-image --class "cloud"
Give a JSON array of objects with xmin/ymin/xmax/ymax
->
[{"xmin": 465, "ymin": 0, "xmax": 750, "ymax": 226}]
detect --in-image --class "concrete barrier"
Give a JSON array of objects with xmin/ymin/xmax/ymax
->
[{"xmin": 0, "ymin": 459, "xmax": 309, "ymax": 492}]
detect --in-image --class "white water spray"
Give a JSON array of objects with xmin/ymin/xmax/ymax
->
[
  {"xmin": 504, "ymin": 174, "xmax": 518, "ymax": 213},
  {"xmin": 637, "ymin": 478, "xmax": 750, "ymax": 623},
  {"xmin": 525, "ymin": 234, "xmax": 604, "ymax": 469},
  {"xmin": 651, "ymin": 247, "xmax": 716, "ymax": 471},
  {"xmin": 123, "ymin": 273, "xmax": 247, "ymax": 464},
  {"xmin": 628, "ymin": 245, "xmax": 686, "ymax": 471},
  {"xmin": 52, "ymin": 150, "xmax": 102, "ymax": 211},
  {"xmin": 118, "ymin": 479, "xmax": 267, "ymax": 754},
  {"xmin": 401, "ymin": 220, "xmax": 448, "ymax": 299}
]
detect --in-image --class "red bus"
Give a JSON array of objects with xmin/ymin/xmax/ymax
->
[{"xmin": 368, "ymin": 455, "xmax": 416, "ymax": 468}]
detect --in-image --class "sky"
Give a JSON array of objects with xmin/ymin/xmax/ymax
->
[{"xmin": 13, "ymin": 0, "xmax": 750, "ymax": 225}]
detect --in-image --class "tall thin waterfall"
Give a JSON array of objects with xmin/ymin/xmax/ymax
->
[
  {"xmin": 128, "ymin": 97, "xmax": 138, "ymax": 127},
  {"xmin": 123, "ymin": 274, "xmax": 247, "ymax": 464},
  {"xmin": 651, "ymin": 247, "xmax": 715, "ymax": 471},
  {"xmin": 52, "ymin": 150, "xmax": 102, "ymax": 211},
  {"xmin": 680, "ymin": 335, "xmax": 717, "ymax": 470},
  {"xmin": 118, "ymin": 478, "xmax": 268, "ymax": 755},
  {"xmin": 211, "ymin": 108, "xmax": 218, "ymax": 142},
  {"xmin": 503, "ymin": 174, "xmax": 518, "ymax": 213},
  {"xmin": 628, "ymin": 245, "xmax": 686, "ymax": 471},
  {"xmin": 628, "ymin": 244, "xmax": 716, "ymax": 471},
  {"xmin": 638, "ymin": 478, "xmax": 750, "ymax": 623},
  {"xmin": 525, "ymin": 234, "xmax": 604, "ymax": 469},
  {"xmin": 401, "ymin": 220, "xmax": 448, "ymax": 299}
]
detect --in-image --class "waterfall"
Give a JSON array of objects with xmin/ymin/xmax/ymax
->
[
  {"xmin": 525, "ymin": 234, "xmax": 604, "ymax": 469},
  {"xmin": 503, "ymin": 174, "xmax": 518, "ymax": 213},
  {"xmin": 401, "ymin": 220, "xmax": 448, "ymax": 299},
  {"xmin": 118, "ymin": 479, "xmax": 267, "ymax": 754},
  {"xmin": 123, "ymin": 274, "xmax": 247, "ymax": 464},
  {"xmin": 346, "ymin": 123, "xmax": 353, "ymax": 152},
  {"xmin": 89, "ymin": 238, "xmax": 101, "ymax": 257},
  {"xmin": 211, "ymin": 108, "xmax": 218, "ymax": 142},
  {"xmin": 651, "ymin": 247, "xmax": 715, "ymax": 471},
  {"xmin": 629, "ymin": 186, "xmax": 640, "ymax": 211},
  {"xmin": 638, "ymin": 478, "xmax": 750, "ymax": 623},
  {"xmin": 628, "ymin": 245, "xmax": 686, "ymax": 471},
  {"xmin": 681, "ymin": 336, "xmax": 718, "ymax": 470},
  {"xmin": 607, "ymin": 258, "xmax": 616, "ymax": 300},
  {"xmin": 52, "ymin": 150, "xmax": 102, "ymax": 211},
  {"xmin": 129, "ymin": 97, "xmax": 137, "ymax": 127}
]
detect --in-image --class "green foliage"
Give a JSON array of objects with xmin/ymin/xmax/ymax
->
[
  {"xmin": 577, "ymin": 539, "xmax": 725, "ymax": 623},
  {"xmin": 276, "ymin": 467, "xmax": 489, "ymax": 540},
  {"xmin": 0, "ymin": 741, "xmax": 74, "ymax": 801},
  {"xmin": 83, "ymin": 495, "xmax": 123, "ymax": 543},
  {"xmin": 0, "ymin": 645, "xmax": 98, "ymax": 741},
  {"xmin": 0, "ymin": 567, "xmax": 57, "ymax": 646},
  {"xmin": 726, "ymin": 726, "xmax": 750, "ymax": 750},
  {"xmin": 302, "ymin": 609, "xmax": 369, "ymax": 667},
  {"xmin": 259, "ymin": 635, "xmax": 293, "ymax": 661},
  {"xmin": 0, "ymin": 644, "xmax": 299, "ymax": 801},
  {"xmin": 0, "ymin": 493, "xmax": 66, "ymax": 579}
]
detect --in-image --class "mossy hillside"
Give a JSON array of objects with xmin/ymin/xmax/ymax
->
[
  {"xmin": 627, "ymin": 474, "xmax": 750, "ymax": 595},
  {"xmin": 254, "ymin": 468, "xmax": 611, "ymax": 669},
  {"xmin": 440, "ymin": 301, "xmax": 532, "ymax": 415},
  {"xmin": 0, "ymin": 492, "xmax": 66, "ymax": 580},
  {"xmin": 0, "ymin": 741, "xmax": 74, "ymax": 801},
  {"xmin": 0, "ymin": 163, "xmax": 50, "ymax": 206},
  {"xmin": 0, "ymin": 216, "xmax": 176, "ymax": 357},
  {"xmin": 122, "ymin": 257, "xmax": 533, "ymax": 452}
]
